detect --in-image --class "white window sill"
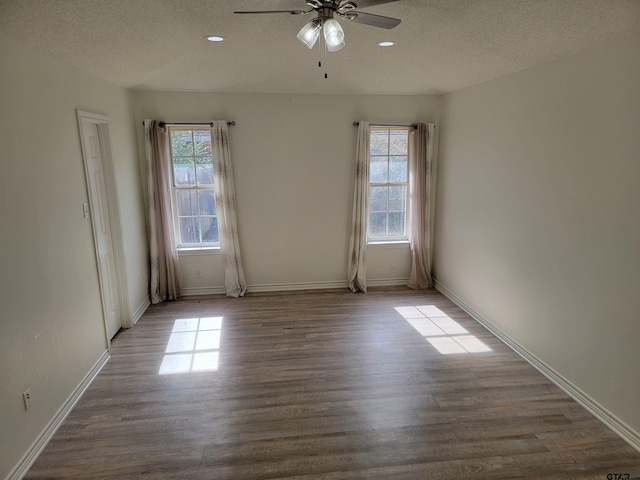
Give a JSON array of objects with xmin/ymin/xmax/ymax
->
[
  {"xmin": 177, "ymin": 247, "xmax": 221, "ymax": 256},
  {"xmin": 367, "ymin": 240, "xmax": 410, "ymax": 248}
]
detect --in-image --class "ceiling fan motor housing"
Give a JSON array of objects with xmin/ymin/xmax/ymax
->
[{"xmin": 307, "ymin": 1, "xmax": 357, "ymax": 16}]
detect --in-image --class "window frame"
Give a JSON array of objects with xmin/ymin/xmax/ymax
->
[
  {"xmin": 368, "ymin": 126, "xmax": 411, "ymax": 244},
  {"xmin": 167, "ymin": 126, "xmax": 220, "ymax": 250}
]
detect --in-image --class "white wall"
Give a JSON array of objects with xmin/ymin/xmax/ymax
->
[
  {"xmin": 0, "ymin": 33, "xmax": 147, "ymax": 478},
  {"xmin": 133, "ymin": 92, "xmax": 440, "ymax": 293},
  {"xmin": 435, "ymin": 31, "xmax": 640, "ymax": 438}
]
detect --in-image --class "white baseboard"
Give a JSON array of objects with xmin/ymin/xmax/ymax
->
[
  {"xmin": 182, "ymin": 286, "xmax": 227, "ymax": 296},
  {"xmin": 132, "ymin": 296, "xmax": 150, "ymax": 325},
  {"xmin": 248, "ymin": 280, "xmax": 348, "ymax": 293},
  {"xmin": 434, "ymin": 278, "xmax": 640, "ymax": 453},
  {"xmin": 7, "ymin": 350, "xmax": 110, "ymax": 480},
  {"xmin": 181, "ymin": 278, "xmax": 411, "ymax": 296},
  {"xmin": 368, "ymin": 277, "xmax": 409, "ymax": 287}
]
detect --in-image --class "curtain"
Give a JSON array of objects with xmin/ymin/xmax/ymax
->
[
  {"xmin": 144, "ymin": 120, "xmax": 182, "ymax": 304},
  {"xmin": 408, "ymin": 123, "xmax": 435, "ymax": 289},
  {"xmin": 347, "ymin": 121, "xmax": 370, "ymax": 293},
  {"xmin": 211, "ymin": 121, "xmax": 247, "ymax": 297}
]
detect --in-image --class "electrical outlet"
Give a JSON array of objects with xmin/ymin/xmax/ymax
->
[
  {"xmin": 23, "ymin": 388, "xmax": 32, "ymax": 410},
  {"xmin": 196, "ymin": 270, "xmax": 203, "ymax": 279},
  {"xmin": 389, "ymin": 261, "xmax": 396, "ymax": 270}
]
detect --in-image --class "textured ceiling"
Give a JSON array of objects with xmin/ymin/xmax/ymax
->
[{"xmin": 1, "ymin": 0, "xmax": 639, "ymax": 94}]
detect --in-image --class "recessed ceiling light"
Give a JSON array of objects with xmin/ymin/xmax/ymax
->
[
  {"xmin": 378, "ymin": 41, "xmax": 394, "ymax": 47},
  {"xmin": 206, "ymin": 35, "xmax": 224, "ymax": 42}
]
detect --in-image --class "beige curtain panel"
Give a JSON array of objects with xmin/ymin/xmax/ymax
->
[
  {"xmin": 347, "ymin": 121, "xmax": 371, "ymax": 293},
  {"xmin": 408, "ymin": 123, "xmax": 435, "ymax": 289},
  {"xmin": 144, "ymin": 120, "xmax": 183, "ymax": 304},
  {"xmin": 211, "ymin": 121, "xmax": 247, "ymax": 297}
]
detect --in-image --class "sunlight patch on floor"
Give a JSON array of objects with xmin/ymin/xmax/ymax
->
[
  {"xmin": 159, "ymin": 317, "xmax": 223, "ymax": 374},
  {"xmin": 395, "ymin": 306, "xmax": 491, "ymax": 355}
]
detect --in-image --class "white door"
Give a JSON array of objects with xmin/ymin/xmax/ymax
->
[{"xmin": 81, "ymin": 122, "xmax": 122, "ymax": 339}]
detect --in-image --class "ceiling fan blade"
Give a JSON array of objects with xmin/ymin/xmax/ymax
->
[
  {"xmin": 347, "ymin": 11, "xmax": 401, "ymax": 29},
  {"xmin": 343, "ymin": 0, "xmax": 400, "ymax": 9},
  {"xmin": 233, "ymin": 9, "xmax": 311, "ymax": 15}
]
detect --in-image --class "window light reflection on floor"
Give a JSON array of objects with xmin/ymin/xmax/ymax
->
[
  {"xmin": 159, "ymin": 317, "xmax": 223, "ymax": 374},
  {"xmin": 395, "ymin": 305, "xmax": 491, "ymax": 355}
]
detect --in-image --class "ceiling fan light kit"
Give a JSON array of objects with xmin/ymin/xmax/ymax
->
[
  {"xmin": 297, "ymin": 17, "xmax": 345, "ymax": 51},
  {"xmin": 321, "ymin": 18, "xmax": 345, "ymax": 51},
  {"xmin": 296, "ymin": 18, "xmax": 324, "ymax": 48},
  {"xmin": 235, "ymin": 1, "xmax": 401, "ymax": 52}
]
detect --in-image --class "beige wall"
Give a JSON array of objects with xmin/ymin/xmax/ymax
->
[
  {"xmin": 0, "ymin": 33, "xmax": 147, "ymax": 478},
  {"xmin": 435, "ymin": 31, "xmax": 640, "ymax": 437},
  {"xmin": 133, "ymin": 92, "xmax": 440, "ymax": 292}
]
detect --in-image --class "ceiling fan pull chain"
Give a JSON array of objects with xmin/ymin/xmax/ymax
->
[
  {"xmin": 315, "ymin": 34, "xmax": 328, "ymax": 79},
  {"xmin": 318, "ymin": 59, "xmax": 328, "ymax": 77},
  {"xmin": 323, "ymin": 37, "xmax": 329, "ymax": 79}
]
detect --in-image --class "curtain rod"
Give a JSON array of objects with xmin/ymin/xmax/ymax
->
[
  {"xmin": 142, "ymin": 121, "xmax": 236, "ymax": 127},
  {"xmin": 353, "ymin": 122, "xmax": 417, "ymax": 128}
]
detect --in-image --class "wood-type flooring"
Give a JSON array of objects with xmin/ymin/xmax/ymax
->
[{"xmin": 26, "ymin": 287, "xmax": 640, "ymax": 479}]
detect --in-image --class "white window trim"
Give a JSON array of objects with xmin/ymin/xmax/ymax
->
[
  {"xmin": 368, "ymin": 240, "xmax": 410, "ymax": 246},
  {"xmin": 367, "ymin": 126, "xmax": 412, "ymax": 244},
  {"xmin": 177, "ymin": 247, "xmax": 221, "ymax": 256},
  {"xmin": 167, "ymin": 126, "xmax": 220, "ymax": 250}
]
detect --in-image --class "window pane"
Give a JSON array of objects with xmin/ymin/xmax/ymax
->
[
  {"xmin": 199, "ymin": 190, "xmax": 216, "ymax": 216},
  {"xmin": 196, "ymin": 157, "xmax": 214, "ymax": 185},
  {"xmin": 388, "ymin": 212, "xmax": 405, "ymax": 236},
  {"xmin": 370, "ymin": 186, "xmax": 388, "ymax": 212},
  {"xmin": 370, "ymin": 131, "xmax": 389, "ymax": 155},
  {"xmin": 174, "ymin": 159, "xmax": 195, "ymax": 186},
  {"xmin": 193, "ymin": 130, "xmax": 212, "ymax": 156},
  {"xmin": 367, "ymin": 127, "xmax": 410, "ymax": 243},
  {"xmin": 201, "ymin": 217, "xmax": 219, "ymax": 243},
  {"xmin": 369, "ymin": 212, "xmax": 387, "ymax": 237},
  {"xmin": 170, "ymin": 130, "xmax": 194, "ymax": 156},
  {"xmin": 370, "ymin": 156, "xmax": 388, "ymax": 183},
  {"xmin": 179, "ymin": 217, "xmax": 199, "ymax": 244},
  {"xmin": 389, "ymin": 156, "xmax": 407, "ymax": 182},
  {"xmin": 169, "ymin": 128, "xmax": 220, "ymax": 247},
  {"xmin": 388, "ymin": 186, "xmax": 406, "ymax": 211},
  {"xmin": 176, "ymin": 189, "xmax": 197, "ymax": 216},
  {"xmin": 389, "ymin": 130, "xmax": 408, "ymax": 155}
]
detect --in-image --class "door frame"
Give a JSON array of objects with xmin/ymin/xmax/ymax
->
[{"xmin": 77, "ymin": 110, "xmax": 131, "ymax": 347}]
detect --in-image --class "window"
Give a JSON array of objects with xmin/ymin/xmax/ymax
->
[
  {"xmin": 369, "ymin": 127, "xmax": 410, "ymax": 242},
  {"xmin": 168, "ymin": 127, "xmax": 218, "ymax": 248}
]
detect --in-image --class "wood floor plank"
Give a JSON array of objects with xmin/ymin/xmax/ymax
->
[{"xmin": 25, "ymin": 287, "xmax": 640, "ymax": 479}]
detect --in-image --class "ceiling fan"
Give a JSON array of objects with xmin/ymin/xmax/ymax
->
[{"xmin": 234, "ymin": 1, "xmax": 401, "ymax": 52}]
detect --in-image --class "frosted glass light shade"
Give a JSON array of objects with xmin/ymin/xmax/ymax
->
[
  {"xmin": 323, "ymin": 19, "xmax": 345, "ymax": 52},
  {"xmin": 297, "ymin": 19, "xmax": 323, "ymax": 49}
]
